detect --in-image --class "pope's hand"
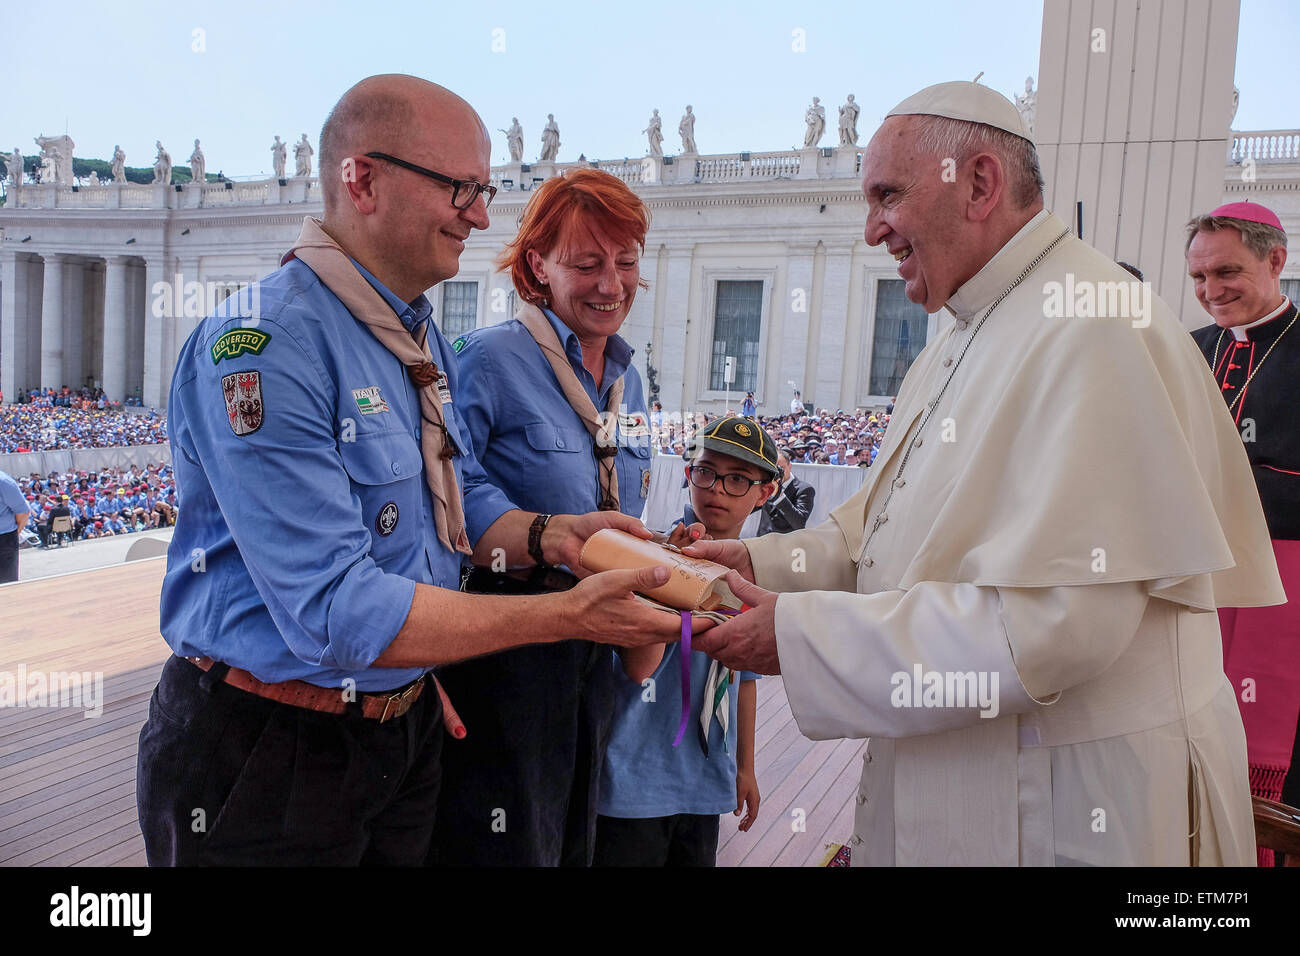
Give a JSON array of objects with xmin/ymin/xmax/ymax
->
[
  {"xmin": 681, "ymin": 538, "xmax": 754, "ymax": 583},
  {"xmin": 692, "ymin": 571, "xmax": 781, "ymax": 674},
  {"xmin": 559, "ymin": 565, "xmax": 717, "ymax": 648},
  {"xmin": 545, "ymin": 511, "xmax": 653, "ymax": 577}
]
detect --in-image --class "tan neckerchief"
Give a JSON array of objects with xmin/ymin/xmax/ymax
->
[
  {"xmin": 516, "ymin": 302, "xmax": 624, "ymax": 511},
  {"xmin": 283, "ymin": 217, "xmax": 471, "ymax": 555}
]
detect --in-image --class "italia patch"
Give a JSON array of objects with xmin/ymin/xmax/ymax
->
[
  {"xmin": 211, "ymin": 328, "xmax": 271, "ymax": 364},
  {"xmin": 451, "ymin": 336, "xmax": 468, "ymax": 353},
  {"xmin": 221, "ymin": 371, "xmax": 264, "ymax": 436},
  {"xmin": 376, "ymin": 501, "xmax": 399, "ymax": 537},
  {"xmin": 618, "ymin": 411, "xmax": 650, "ymax": 439},
  {"xmin": 352, "ymin": 386, "xmax": 389, "ymax": 416}
]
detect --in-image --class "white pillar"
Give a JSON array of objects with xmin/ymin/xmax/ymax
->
[
  {"xmin": 817, "ymin": 248, "xmax": 854, "ymax": 409},
  {"xmin": 142, "ymin": 256, "xmax": 166, "ymax": 408},
  {"xmin": 659, "ymin": 244, "xmax": 694, "ymax": 415},
  {"xmin": 40, "ymin": 253, "xmax": 65, "ymax": 388},
  {"xmin": 102, "ymin": 256, "xmax": 128, "ymax": 402},
  {"xmin": 1, "ymin": 251, "xmax": 24, "ymax": 402},
  {"xmin": 62, "ymin": 259, "xmax": 85, "ymax": 388},
  {"xmin": 784, "ymin": 243, "xmax": 817, "ymax": 409}
]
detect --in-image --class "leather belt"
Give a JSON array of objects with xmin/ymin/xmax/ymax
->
[{"xmin": 186, "ymin": 656, "xmax": 426, "ymax": 723}]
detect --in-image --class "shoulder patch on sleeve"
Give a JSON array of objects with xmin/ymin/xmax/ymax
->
[
  {"xmin": 211, "ymin": 328, "xmax": 272, "ymax": 364},
  {"xmin": 222, "ymin": 371, "xmax": 265, "ymax": 435},
  {"xmin": 452, "ymin": 336, "xmax": 468, "ymax": 353}
]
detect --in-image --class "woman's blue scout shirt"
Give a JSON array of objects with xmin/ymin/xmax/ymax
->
[
  {"xmin": 451, "ymin": 307, "xmax": 652, "ymax": 522},
  {"xmin": 161, "ymin": 258, "xmax": 516, "ymax": 692}
]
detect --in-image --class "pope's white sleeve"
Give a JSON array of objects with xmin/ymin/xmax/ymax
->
[
  {"xmin": 744, "ymin": 519, "xmax": 858, "ymax": 594},
  {"xmin": 774, "ymin": 580, "xmax": 1150, "ymax": 740}
]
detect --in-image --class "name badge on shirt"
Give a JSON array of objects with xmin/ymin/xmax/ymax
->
[{"xmin": 436, "ymin": 370, "xmax": 452, "ymax": 405}]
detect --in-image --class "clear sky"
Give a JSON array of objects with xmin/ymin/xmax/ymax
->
[{"xmin": 7, "ymin": 0, "xmax": 1296, "ymax": 178}]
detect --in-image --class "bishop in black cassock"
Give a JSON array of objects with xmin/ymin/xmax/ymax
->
[{"xmin": 1187, "ymin": 201, "xmax": 1300, "ymax": 859}]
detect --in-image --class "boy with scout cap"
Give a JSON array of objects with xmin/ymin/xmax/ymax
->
[{"xmin": 595, "ymin": 416, "xmax": 778, "ymax": 866}]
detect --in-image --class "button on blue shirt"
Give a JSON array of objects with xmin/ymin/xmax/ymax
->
[
  {"xmin": 452, "ymin": 308, "xmax": 652, "ymax": 523},
  {"xmin": 161, "ymin": 257, "xmax": 517, "ymax": 691}
]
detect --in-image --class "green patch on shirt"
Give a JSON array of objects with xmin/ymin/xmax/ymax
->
[{"xmin": 211, "ymin": 328, "xmax": 272, "ymax": 364}]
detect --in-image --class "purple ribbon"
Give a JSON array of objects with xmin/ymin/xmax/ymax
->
[
  {"xmin": 673, "ymin": 611, "xmax": 691, "ymax": 747},
  {"xmin": 671, "ymin": 607, "xmax": 742, "ymax": 748}
]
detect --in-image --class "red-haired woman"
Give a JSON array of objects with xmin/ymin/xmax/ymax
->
[{"xmin": 430, "ymin": 169, "xmax": 656, "ymax": 866}]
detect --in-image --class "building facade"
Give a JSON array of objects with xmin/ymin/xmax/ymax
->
[{"xmin": 1, "ymin": 134, "xmax": 1297, "ymax": 413}]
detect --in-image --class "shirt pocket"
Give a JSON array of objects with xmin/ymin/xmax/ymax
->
[
  {"xmin": 524, "ymin": 422, "xmax": 587, "ymax": 455},
  {"xmin": 339, "ymin": 430, "xmax": 425, "ymax": 564}
]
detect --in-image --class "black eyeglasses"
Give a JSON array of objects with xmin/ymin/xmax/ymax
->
[
  {"xmin": 686, "ymin": 465, "xmax": 768, "ymax": 497},
  {"xmin": 364, "ymin": 152, "xmax": 497, "ymax": 210}
]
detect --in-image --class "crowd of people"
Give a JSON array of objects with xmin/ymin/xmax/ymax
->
[
  {"xmin": 1, "ymin": 394, "xmax": 166, "ymax": 453},
  {"xmin": 650, "ymin": 399, "xmax": 893, "ymax": 468},
  {"xmin": 14, "ymin": 462, "xmax": 177, "ymax": 547}
]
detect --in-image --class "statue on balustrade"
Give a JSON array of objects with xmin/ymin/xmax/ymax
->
[
  {"xmin": 87, "ymin": 171, "xmax": 100, "ymax": 186},
  {"xmin": 644, "ymin": 109, "xmax": 663, "ymax": 159},
  {"xmin": 1014, "ymin": 76, "xmax": 1036, "ymax": 139},
  {"xmin": 679, "ymin": 105, "xmax": 697, "ymax": 154},
  {"xmin": 838, "ymin": 94, "xmax": 860, "ymax": 146},
  {"xmin": 271, "ymin": 135, "xmax": 287, "ymax": 179},
  {"xmin": 152, "ymin": 141, "xmax": 172, "ymax": 185},
  {"xmin": 35, "ymin": 134, "xmax": 75, "ymax": 184},
  {"xmin": 539, "ymin": 114, "xmax": 560, "ymax": 162},
  {"xmin": 803, "ymin": 97, "xmax": 826, "ymax": 148},
  {"xmin": 189, "ymin": 139, "xmax": 206, "ymax": 184},
  {"xmin": 294, "ymin": 134, "xmax": 314, "ymax": 177},
  {"xmin": 501, "ymin": 118, "xmax": 524, "ymax": 163},
  {"xmin": 6, "ymin": 147, "xmax": 22, "ymax": 186},
  {"xmin": 41, "ymin": 145, "xmax": 61, "ymax": 184},
  {"xmin": 111, "ymin": 145, "xmax": 127, "ymax": 184}
]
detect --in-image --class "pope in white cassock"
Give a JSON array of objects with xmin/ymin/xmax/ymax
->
[{"xmin": 689, "ymin": 81, "xmax": 1285, "ymax": 866}]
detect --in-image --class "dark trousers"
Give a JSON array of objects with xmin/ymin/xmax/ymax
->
[
  {"xmin": 0, "ymin": 529, "xmax": 17, "ymax": 583},
  {"xmin": 136, "ymin": 655, "xmax": 444, "ymax": 866},
  {"xmin": 428, "ymin": 640, "xmax": 614, "ymax": 866},
  {"xmin": 592, "ymin": 813, "xmax": 720, "ymax": 867}
]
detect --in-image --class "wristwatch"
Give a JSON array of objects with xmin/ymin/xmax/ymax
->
[{"xmin": 528, "ymin": 513, "xmax": 553, "ymax": 567}]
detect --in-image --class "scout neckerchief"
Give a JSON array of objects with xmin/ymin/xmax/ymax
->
[
  {"xmin": 516, "ymin": 302, "xmax": 624, "ymax": 511},
  {"xmin": 698, "ymin": 658, "xmax": 735, "ymax": 756},
  {"xmin": 283, "ymin": 217, "xmax": 471, "ymax": 556}
]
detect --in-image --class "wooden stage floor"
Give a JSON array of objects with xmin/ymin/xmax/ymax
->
[{"xmin": 0, "ymin": 558, "xmax": 862, "ymax": 867}]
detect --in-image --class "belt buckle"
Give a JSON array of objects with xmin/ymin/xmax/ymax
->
[{"xmin": 379, "ymin": 676, "xmax": 423, "ymax": 722}]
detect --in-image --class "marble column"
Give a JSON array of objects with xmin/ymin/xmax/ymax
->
[
  {"xmin": 62, "ymin": 259, "xmax": 85, "ymax": 388},
  {"xmin": 1, "ymin": 251, "xmax": 25, "ymax": 402},
  {"xmin": 40, "ymin": 253, "xmax": 65, "ymax": 388},
  {"xmin": 142, "ymin": 256, "xmax": 166, "ymax": 408},
  {"xmin": 102, "ymin": 256, "xmax": 128, "ymax": 402},
  {"xmin": 783, "ymin": 243, "xmax": 817, "ymax": 409},
  {"xmin": 815, "ymin": 247, "xmax": 854, "ymax": 409}
]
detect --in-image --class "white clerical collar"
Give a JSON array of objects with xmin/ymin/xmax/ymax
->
[
  {"xmin": 944, "ymin": 208, "xmax": 1056, "ymax": 322},
  {"xmin": 1230, "ymin": 296, "xmax": 1291, "ymax": 341}
]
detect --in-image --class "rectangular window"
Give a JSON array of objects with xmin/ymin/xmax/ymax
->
[
  {"xmin": 709, "ymin": 280, "xmax": 763, "ymax": 392},
  {"xmin": 441, "ymin": 281, "xmax": 478, "ymax": 337},
  {"xmin": 869, "ymin": 279, "xmax": 928, "ymax": 397},
  {"xmin": 1281, "ymin": 278, "xmax": 1300, "ymax": 303}
]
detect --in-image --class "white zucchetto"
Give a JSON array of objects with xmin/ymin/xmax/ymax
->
[{"xmin": 886, "ymin": 81, "xmax": 1033, "ymax": 142}]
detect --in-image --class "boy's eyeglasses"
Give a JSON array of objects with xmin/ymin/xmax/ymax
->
[{"xmin": 686, "ymin": 464, "xmax": 768, "ymax": 497}]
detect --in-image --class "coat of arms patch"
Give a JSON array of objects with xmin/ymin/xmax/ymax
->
[{"xmin": 222, "ymin": 370, "xmax": 264, "ymax": 436}]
